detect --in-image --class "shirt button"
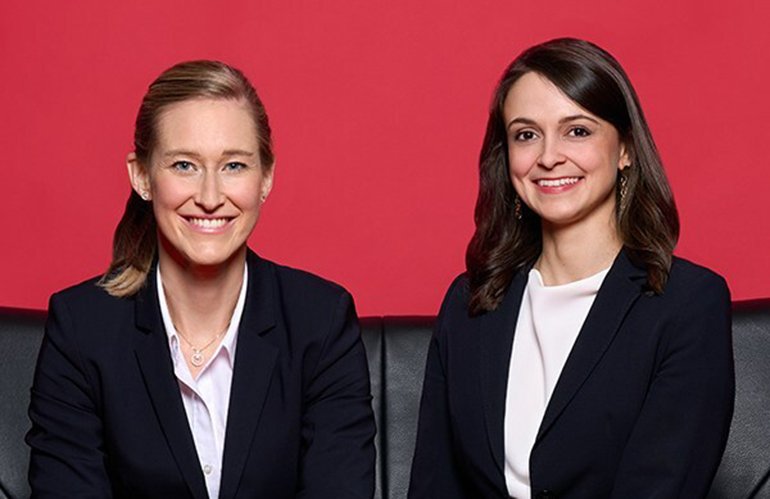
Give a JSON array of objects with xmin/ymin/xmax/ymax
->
[{"xmin": 203, "ymin": 464, "xmax": 213, "ymax": 475}]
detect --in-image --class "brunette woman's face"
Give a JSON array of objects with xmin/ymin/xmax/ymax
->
[
  {"xmin": 503, "ymin": 72, "xmax": 629, "ymax": 231},
  {"xmin": 128, "ymin": 98, "xmax": 273, "ymax": 269}
]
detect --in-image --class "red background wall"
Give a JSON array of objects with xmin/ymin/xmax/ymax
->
[{"xmin": 1, "ymin": 1, "xmax": 768, "ymax": 316}]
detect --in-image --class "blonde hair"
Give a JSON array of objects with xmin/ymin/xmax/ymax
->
[{"xmin": 99, "ymin": 60, "xmax": 274, "ymax": 297}]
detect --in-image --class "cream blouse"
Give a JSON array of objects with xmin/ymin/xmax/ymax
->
[{"xmin": 504, "ymin": 266, "xmax": 609, "ymax": 498}]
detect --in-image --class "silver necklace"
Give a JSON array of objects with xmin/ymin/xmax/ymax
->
[{"xmin": 176, "ymin": 328, "xmax": 227, "ymax": 367}]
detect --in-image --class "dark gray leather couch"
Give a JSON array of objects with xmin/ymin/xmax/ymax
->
[{"xmin": 2, "ymin": 301, "xmax": 769, "ymax": 498}]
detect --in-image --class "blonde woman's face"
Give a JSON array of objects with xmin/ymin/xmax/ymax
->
[{"xmin": 128, "ymin": 98, "xmax": 273, "ymax": 269}]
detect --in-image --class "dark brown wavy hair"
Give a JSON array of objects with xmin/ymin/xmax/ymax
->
[
  {"xmin": 466, "ymin": 38, "xmax": 679, "ymax": 314},
  {"xmin": 99, "ymin": 60, "xmax": 274, "ymax": 297}
]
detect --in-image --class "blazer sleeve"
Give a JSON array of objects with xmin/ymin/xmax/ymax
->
[
  {"xmin": 26, "ymin": 293, "xmax": 113, "ymax": 499},
  {"xmin": 610, "ymin": 273, "xmax": 734, "ymax": 497},
  {"xmin": 297, "ymin": 291, "xmax": 376, "ymax": 499},
  {"xmin": 408, "ymin": 278, "xmax": 468, "ymax": 499}
]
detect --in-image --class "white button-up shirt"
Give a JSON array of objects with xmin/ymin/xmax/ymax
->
[{"xmin": 157, "ymin": 264, "xmax": 248, "ymax": 499}]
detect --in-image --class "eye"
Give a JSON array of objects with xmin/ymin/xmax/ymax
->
[
  {"xmin": 568, "ymin": 126, "xmax": 591, "ymax": 138},
  {"xmin": 513, "ymin": 130, "xmax": 538, "ymax": 142},
  {"xmin": 172, "ymin": 160, "xmax": 196, "ymax": 172},
  {"xmin": 224, "ymin": 162, "xmax": 248, "ymax": 172}
]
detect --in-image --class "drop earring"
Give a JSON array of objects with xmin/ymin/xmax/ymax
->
[
  {"xmin": 514, "ymin": 195, "xmax": 522, "ymax": 220},
  {"xmin": 618, "ymin": 170, "xmax": 629, "ymax": 207}
]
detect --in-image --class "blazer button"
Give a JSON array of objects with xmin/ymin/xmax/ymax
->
[{"xmin": 535, "ymin": 490, "xmax": 556, "ymax": 499}]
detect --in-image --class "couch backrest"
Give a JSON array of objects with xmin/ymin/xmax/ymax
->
[
  {"xmin": 707, "ymin": 299, "xmax": 770, "ymax": 498},
  {"xmin": 0, "ymin": 307, "xmax": 45, "ymax": 499},
  {"xmin": 2, "ymin": 301, "xmax": 769, "ymax": 499},
  {"xmin": 361, "ymin": 317, "xmax": 434, "ymax": 499}
]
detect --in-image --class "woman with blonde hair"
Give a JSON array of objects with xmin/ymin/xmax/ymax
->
[{"xmin": 27, "ymin": 60, "xmax": 375, "ymax": 498}]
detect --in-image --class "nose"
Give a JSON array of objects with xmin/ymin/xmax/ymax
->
[
  {"xmin": 195, "ymin": 170, "xmax": 225, "ymax": 211},
  {"xmin": 537, "ymin": 136, "xmax": 566, "ymax": 170}
]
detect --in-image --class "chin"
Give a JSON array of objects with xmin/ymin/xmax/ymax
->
[
  {"xmin": 533, "ymin": 205, "xmax": 576, "ymax": 221},
  {"xmin": 176, "ymin": 244, "xmax": 245, "ymax": 269},
  {"xmin": 537, "ymin": 210, "xmax": 588, "ymax": 228},
  {"xmin": 158, "ymin": 229, "xmax": 250, "ymax": 270}
]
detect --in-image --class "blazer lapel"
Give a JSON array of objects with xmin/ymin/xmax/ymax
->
[
  {"xmin": 133, "ymin": 266, "xmax": 209, "ymax": 499},
  {"xmin": 479, "ymin": 270, "xmax": 528, "ymax": 485},
  {"xmin": 219, "ymin": 252, "xmax": 279, "ymax": 499},
  {"xmin": 535, "ymin": 249, "xmax": 646, "ymax": 443}
]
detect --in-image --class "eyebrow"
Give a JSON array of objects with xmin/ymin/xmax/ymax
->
[
  {"xmin": 506, "ymin": 114, "xmax": 601, "ymax": 130},
  {"xmin": 162, "ymin": 149, "xmax": 258, "ymax": 159}
]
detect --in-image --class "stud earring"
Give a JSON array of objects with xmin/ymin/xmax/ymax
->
[
  {"xmin": 140, "ymin": 191, "xmax": 150, "ymax": 201},
  {"xmin": 260, "ymin": 194, "xmax": 267, "ymax": 202}
]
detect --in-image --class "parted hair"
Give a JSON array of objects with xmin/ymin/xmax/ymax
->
[
  {"xmin": 99, "ymin": 60, "xmax": 274, "ymax": 297},
  {"xmin": 466, "ymin": 38, "xmax": 679, "ymax": 314}
]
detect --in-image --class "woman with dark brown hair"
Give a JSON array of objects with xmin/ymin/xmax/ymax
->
[
  {"xmin": 27, "ymin": 60, "xmax": 375, "ymax": 498},
  {"xmin": 409, "ymin": 38, "xmax": 733, "ymax": 498}
]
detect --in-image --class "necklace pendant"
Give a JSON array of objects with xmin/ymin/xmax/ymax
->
[{"xmin": 191, "ymin": 350, "xmax": 205, "ymax": 367}]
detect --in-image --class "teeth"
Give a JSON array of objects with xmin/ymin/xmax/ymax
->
[
  {"xmin": 538, "ymin": 177, "xmax": 580, "ymax": 187},
  {"xmin": 189, "ymin": 218, "xmax": 228, "ymax": 229}
]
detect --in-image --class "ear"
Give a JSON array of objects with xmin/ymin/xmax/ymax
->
[
  {"xmin": 260, "ymin": 163, "xmax": 275, "ymax": 202},
  {"xmin": 618, "ymin": 142, "xmax": 632, "ymax": 171},
  {"xmin": 126, "ymin": 152, "xmax": 152, "ymax": 200}
]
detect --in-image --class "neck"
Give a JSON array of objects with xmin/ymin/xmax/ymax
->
[
  {"xmin": 158, "ymin": 245, "xmax": 247, "ymax": 344},
  {"xmin": 537, "ymin": 208, "xmax": 622, "ymax": 286}
]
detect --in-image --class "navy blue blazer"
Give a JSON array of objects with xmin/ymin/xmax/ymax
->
[
  {"xmin": 408, "ymin": 250, "xmax": 734, "ymax": 499},
  {"xmin": 27, "ymin": 251, "xmax": 376, "ymax": 499}
]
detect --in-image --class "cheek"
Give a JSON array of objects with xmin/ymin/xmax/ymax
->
[
  {"xmin": 228, "ymin": 181, "xmax": 264, "ymax": 214},
  {"xmin": 507, "ymin": 149, "xmax": 534, "ymax": 180},
  {"xmin": 151, "ymin": 176, "xmax": 191, "ymax": 209},
  {"xmin": 582, "ymin": 137, "xmax": 623, "ymax": 172},
  {"xmin": 580, "ymin": 150, "xmax": 619, "ymax": 178}
]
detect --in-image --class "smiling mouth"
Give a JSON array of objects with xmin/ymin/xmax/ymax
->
[
  {"xmin": 536, "ymin": 177, "xmax": 582, "ymax": 187},
  {"xmin": 184, "ymin": 217, "xmax": 233, "ymax": 229}
]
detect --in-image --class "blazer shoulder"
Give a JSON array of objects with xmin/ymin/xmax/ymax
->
[
  {"xmin": 666, "ymin": 256, "xmax": 729, "ymax": 298},
  {"xmin": 432, "ymin": 273, "xmax": 474, "ymax": 339},
  {"xmin": 255, "ymin": 258, "xmax": 354, "ymax": 327},
  {"xmin": 267, "ymin": 260, "xmax": 350, "ymax": 301},
  {"xmin": 50, "ymin": 275, "xmax": 132, "ymax": 313},
  {"xmin": 448, "ymin": 273, "xmax": 470, "ymax": 295},
  {"xmin": 45, "ymin": 275, "xmax": 136, "ymax": 352},
  {"xmin": 438, "ymin": 273, "xmax": 471, "ymax": 312},
  {"xmin": 256, "ymin": 258, "xmax": 360, "ymax": 354}
]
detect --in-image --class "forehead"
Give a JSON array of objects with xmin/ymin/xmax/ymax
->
[
  {"xmin": 503, "ymin": 72, "xmax": 594, "ymax": 122},
  {"xmin": 154, "ymin": 98, "xmax": 259, "ymax": 152}
]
